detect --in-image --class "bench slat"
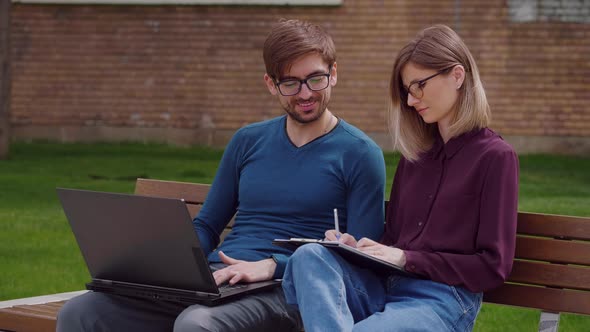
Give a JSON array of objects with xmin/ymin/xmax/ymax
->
[
  {"xmin": 43, "ymin": 302, "xmax": 66, "ymax": 309},
  {"xmin": 515, "ymin": 236, "xmax": 590, "ymax": 265},
  {"xmin": 135, "ymin": 178, "xmax": 235, "ymax": 229},
  {"xmin": 483, "ymin": 283, "xmax": 590, "ymax": 315},
  {"xmin": 518, "ymin": 212, "xmax": 590, "ymax": 240},
  {"xmin": 7, "ymin": 303, "xmax": 63, "ymax": 315},
  {"xmin": 135, "ymin": 178, "xmax": 211, "ymax": 204},
  {"xmin": 0, "ymin": 305, "xmax": 59, "ymax": 332},
  {"xmin": 3, "ymin": 306, "xmax": 57, "ymax": 317},
  {"xmin": 508, "ymin": 260, "xmax": 590, "ymax": 291}
]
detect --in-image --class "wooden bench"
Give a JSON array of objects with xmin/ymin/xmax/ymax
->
[{"xmin": 1, "ymin": 178, "xmax": 589, "ymax": 332}]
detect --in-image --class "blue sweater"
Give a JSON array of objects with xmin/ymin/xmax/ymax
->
[{"xmin": 193, "ymin": 115, "xmax": 385, "ymax": 278}]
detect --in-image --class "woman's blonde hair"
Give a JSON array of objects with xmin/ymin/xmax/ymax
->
[{"xmin": 389, "ymin": 24, "xmax": 490, "ymax": 161}]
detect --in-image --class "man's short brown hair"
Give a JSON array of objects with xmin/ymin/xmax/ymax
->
[{"xmin": 263, "ymin": 19, "xmax": 336, "ymax": 80}]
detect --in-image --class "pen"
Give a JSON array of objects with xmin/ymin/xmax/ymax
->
[{"xmin": 333, "ymin": 208, "xmax": 340, "ymax": 240}]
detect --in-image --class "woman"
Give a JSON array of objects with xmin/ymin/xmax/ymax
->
[{"xmin": 281, "ymin": 25, "xmax": 519, "ymax": 332}]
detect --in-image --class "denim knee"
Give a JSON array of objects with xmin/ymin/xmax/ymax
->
[
  {"xmin": 283, "ymin": 243, "xmax": 332, "ymax": 304},
  {"xmin": 291, "ymin": 243, "xmax": 330, "ymax": 265}
]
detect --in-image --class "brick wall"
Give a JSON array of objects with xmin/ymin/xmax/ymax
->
[{"xmin": 8, "ymin": 1, "xmax": 590, "ymax": 154}]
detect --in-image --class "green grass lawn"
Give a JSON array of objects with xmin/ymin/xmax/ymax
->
[{"xmin": 1, "ymin": 141, "xmax": 589, "ymax": 331}]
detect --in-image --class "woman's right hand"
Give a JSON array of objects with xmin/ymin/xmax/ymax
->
[{"xmin": 325, "ymin": 230, "xmax": 358, "ymax": 247}]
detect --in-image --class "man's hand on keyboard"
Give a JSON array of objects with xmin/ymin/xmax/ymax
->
[{"xmin": 213, "ymin": 251, "xmax": 277, "ymax": 286}]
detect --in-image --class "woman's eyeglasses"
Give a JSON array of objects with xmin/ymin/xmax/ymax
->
[{"xmin": 403, "ymin": 65, "xmax": 455, "ymax": 99}]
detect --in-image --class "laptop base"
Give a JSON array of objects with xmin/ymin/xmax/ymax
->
[{"xmin": 87, "ymin": 279, "xmax": 280, "ymax": 307}]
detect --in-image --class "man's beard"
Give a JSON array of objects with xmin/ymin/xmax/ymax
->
[{"xmin": 281, "ymin": 95, "xmax": 330, "ymax": 124}]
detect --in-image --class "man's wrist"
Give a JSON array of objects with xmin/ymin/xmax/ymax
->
[{"xmin": 266, "ymin": 258, "xmax": 277, "ymax": 279}]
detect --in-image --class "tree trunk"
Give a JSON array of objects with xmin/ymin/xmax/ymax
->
[{"xmin": 0, "ymin": 0, "xmax": 11, "ymax": 159}]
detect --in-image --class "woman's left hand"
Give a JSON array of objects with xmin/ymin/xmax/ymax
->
[{"xmin": 356, "ymin": 238, "xmax": 407, "ymax": 267}]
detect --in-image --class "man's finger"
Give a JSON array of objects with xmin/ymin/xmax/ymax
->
[
  {"xmin": 229, "ymin": 272, "xmax": 244, "ymax": 285},
  {"xmin": 213, "ymin": 269, "xmax": 232, "ymax": 286}
]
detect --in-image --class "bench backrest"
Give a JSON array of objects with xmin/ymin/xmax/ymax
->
[
  {"xmin": 135, "ymin": 178, "xmax": 590, "ymax": 315},
  {"xmin": 484, "ymin": 212, "xmax": 590, "ymax": 315},
  {"xmin": 135, "ymin": 178, "xmax": 211, "ymax": 217}
]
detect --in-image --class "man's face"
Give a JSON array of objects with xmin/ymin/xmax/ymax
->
[{"xmin": 265, "ymin": 53, "xmax": 337, "ymax": 124}]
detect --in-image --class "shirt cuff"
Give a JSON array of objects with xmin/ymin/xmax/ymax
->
[
  {"xmin": 403, "ymin": 250, "xmax": 419, "ymax": 274},
  {"xmin": 270, "ymin": 254, "xmax": 289, "ymax": 279}
]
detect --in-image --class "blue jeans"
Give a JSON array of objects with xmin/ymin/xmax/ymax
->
[{"xmin": 282, "ymin": 244, "xmax": 482, "ymax": 332}]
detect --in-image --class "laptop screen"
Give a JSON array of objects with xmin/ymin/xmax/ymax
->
[{"xmin": 57, "ymin": 188, "xmax": 218, "ymax": 293}]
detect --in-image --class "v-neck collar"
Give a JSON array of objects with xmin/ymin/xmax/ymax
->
[{"xmin": 282, "ymin": 116, "xmax": 340, "ymax": 150}]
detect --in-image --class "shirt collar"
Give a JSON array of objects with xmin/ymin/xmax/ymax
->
[{"xmin": 429, "ymin": 127, "xmax": 483, "ymax": 160}]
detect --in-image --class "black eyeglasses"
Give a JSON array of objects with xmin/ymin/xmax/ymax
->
[
  {"xmin": 403, "ymin": 65, "xmax": 455, "ymax": 99},
  {"xmin": 274, "ymin": 67, "xmax": 332, "ymax": 96}
]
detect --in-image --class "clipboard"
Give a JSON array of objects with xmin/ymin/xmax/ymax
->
[{"xmin": 272, "ymin": 238, "xmax": 414, "ymax": 276}]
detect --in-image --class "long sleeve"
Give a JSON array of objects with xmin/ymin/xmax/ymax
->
[
  {"xmin": 345, "ymin": 146, "xmax": 386, "ymax": 241},
  {"xmin": 192, "ymin": 131, "xmax": 243, "ymax": 256}
]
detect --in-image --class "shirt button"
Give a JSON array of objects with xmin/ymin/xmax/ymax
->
[
  {"xmin": 428, "ymin": 194, "xmax": 433, "ymax": 199},
  {"xmin": 418, "ymin": 221, "xmax": 423, "ymax": 226}
]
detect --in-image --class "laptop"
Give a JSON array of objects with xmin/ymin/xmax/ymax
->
[{"xmin": 56, "ymin": 188, "xmax": 280, "ymax": 306}]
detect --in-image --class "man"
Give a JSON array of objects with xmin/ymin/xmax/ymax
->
[{"xmin": 57, "ymin": 18, "xmax": 385, "ymax": 332}]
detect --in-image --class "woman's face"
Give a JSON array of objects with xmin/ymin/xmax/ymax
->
[{"xmin": 400, "ymin": 62, "xmax": 464, "ymax": 132}]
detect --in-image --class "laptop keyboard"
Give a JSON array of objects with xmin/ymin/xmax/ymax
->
[{"xmin": 218, "ymin": 283, "xmax": 248, "ymax": 293}]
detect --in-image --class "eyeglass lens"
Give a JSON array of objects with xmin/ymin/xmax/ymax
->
[
  {"xmin": 277, "ymin": 74, "xmax": 330, "ymax": 96},
  {"xmin": 406, "ymin": 66, "xmax": 454, "ymax": 99}
]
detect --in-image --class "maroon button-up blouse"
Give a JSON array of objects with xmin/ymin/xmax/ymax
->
[{"xmin": 381, "ymin": 127, "xmax": 519, "ymax": 293}]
